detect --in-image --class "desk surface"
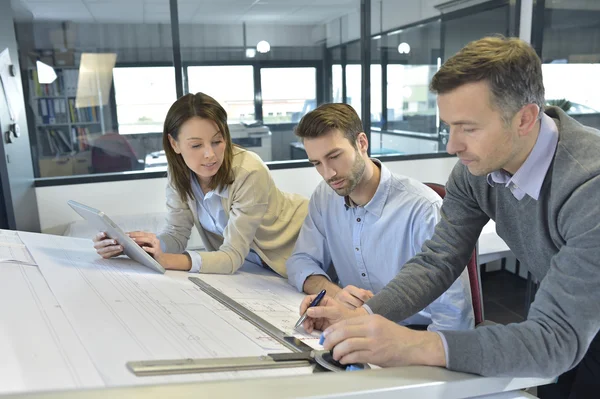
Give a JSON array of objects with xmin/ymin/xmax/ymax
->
[
  {"xmin": 0, "ymin": 230, "xmax": 547, "ymax": 399},
  {"xmin": 3, "ymin": 366, "xmax": 547, "ymax": 399},
  {"xmin": 479, "ymin": 221, "xmax": 512, "ymax": 265}
]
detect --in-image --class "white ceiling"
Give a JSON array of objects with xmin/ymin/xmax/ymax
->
[{"xmin": 13, "ymin": 0, "xmax": 358, "ymax": 25}]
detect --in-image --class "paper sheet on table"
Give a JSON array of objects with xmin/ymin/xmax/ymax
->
[
  {"xmin": 191, "ymin": 262, "xmax": 323, "ymax": 349},
  {"xmin": 0, "ymin": 230, "xmax": 36, "ymax": 265},
  {"xmin": 0, "ymin": 262, "xmax": 103, "ymax": 395},
  {"xmin": 19, "ymin": 232, "xmax": 312, "ymax": 389}
]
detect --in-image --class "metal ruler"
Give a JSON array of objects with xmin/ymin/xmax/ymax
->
[{"xmin": 127, "ymin": 276, "xmax": 316, "ymax": 376}]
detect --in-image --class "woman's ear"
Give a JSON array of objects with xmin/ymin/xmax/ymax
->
[{"xmin": 168, "ymin": 134, "xmax": 181, "ymax": 154}]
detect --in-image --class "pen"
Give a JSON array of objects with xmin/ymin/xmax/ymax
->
[{"xmin": 294, "ymin": 289, "xmax": 326, "ymax": 329}]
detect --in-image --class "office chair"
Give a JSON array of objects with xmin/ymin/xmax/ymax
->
[
  {"xmin": 424, "ymin": 182, "xmax": 485, "ymax": 326},
  {"xmin": 91, "ymin": 132, "xmax": 144, "ymax": 174}
]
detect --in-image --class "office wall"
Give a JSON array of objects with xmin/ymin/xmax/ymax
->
[
  {"xmin": 36, "ymin": 156, "xmax": 457, "ymax": 234},
  {"xmin": 0, "ymin": 0, "xmax": 40, "ymax": 231}
]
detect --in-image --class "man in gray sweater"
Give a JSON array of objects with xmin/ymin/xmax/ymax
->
[{"xmin": 300, "ymin": 36, "xmax": 600, "ymax": 397}]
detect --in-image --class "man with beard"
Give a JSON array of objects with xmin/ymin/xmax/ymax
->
[{"xmin": 286, "ymin": 103, "xmax": 474, "ymax": 332}]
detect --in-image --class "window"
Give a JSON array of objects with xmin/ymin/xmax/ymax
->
[
  {"xmin": 539, "ymin": 0, "xmax": 600, "ymax": 130},
  {"xmin": 387, "ymin": 64, "xmax": 438, "ymax": 133},
  {"xmin": 260, "ymin": 67, "xmax": 317, "ymax": 124},
  {"xmin": 345, "ymin": 64, "xmax": 381, "ymax": 122},
  {"xmin": 370, "ymin": 19, "xmax": 443, "ymax": 156},
  {"xmin": 332, "ymin": 64, "xmax": 343, "ymax": 102},
  {"xmin": 345, "ymin": 64, "xmax": 361, "ymax": 116},
  {"xmin": 187, "ymin": 65, "xmax": 255, "ymax": 123},
  {"xmin": 113, "ymin": 67, "xmax": 177, "ymax": 134}
]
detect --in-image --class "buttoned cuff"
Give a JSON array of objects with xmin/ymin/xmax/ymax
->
[
  {"xmin": 435, "ymin": 331, "xmax": 450, "ymax": 369},
  {"xmin": 187, "ymin": 250, "xmax": 202, "ymax": 273}
]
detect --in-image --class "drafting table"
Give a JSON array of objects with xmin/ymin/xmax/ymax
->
[{"xmin": 0, "ymin": 230, "xmax": 551, "ymax": 398}]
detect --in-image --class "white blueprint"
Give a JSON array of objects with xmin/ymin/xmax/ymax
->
[
  {"xmin": 0, "ymin": 230, "xmax": 36, "ymax": 265},
  {"xmin": 188, "ymin": 262, "xmax": 323, "ymax": 349},
  {"xmin": 0, "ymin": 262, "xmax": 103, "ymax": 394},
  {"xmin": 16, "ymin": 232, "xmax": 312, "ymax": 391}
]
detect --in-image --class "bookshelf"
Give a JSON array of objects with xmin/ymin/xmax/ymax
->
[
  {"xmin": 27, "ymin": 66, "xmax": 114, "ymax": 176},
  {"xmin": 28, "ymin": 67, "xmax": 106, "ymax": 158}
]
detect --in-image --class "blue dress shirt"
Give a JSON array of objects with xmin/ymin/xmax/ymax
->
[{"xmin": 286, "ymin": 160, "xmax": 474, "ymax": 331}]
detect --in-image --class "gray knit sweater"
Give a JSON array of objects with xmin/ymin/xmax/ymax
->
[{"xmin": 366, "ymin": 107, "xmax": 600, "ymax": 377}]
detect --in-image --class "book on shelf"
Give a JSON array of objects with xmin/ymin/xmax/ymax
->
[
  {"xmin": 40, "ymin": 126, "xmax": 92, "ymax": 155},
  {"xmin": 43, "ymin": 129, "xmax": 72, "ymax": 155},
  {"xmin": 37, "ymin": 98, "xmax": 69, "ymax": 124},
  {"xmin": 67, "ymin": 98, "xmax": 99, "ymax": 123}
]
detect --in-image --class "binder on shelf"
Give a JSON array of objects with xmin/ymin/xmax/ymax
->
[
  {"xmin": 45, "ymin": 129, "xmax": 58, "ymax": 155},
  {"xmin": 56, "ymin": 130, "xmax": 73, "ymax": 152},
  {"xmin": 48, "ymin": 98, "xmax": 56, "ymax": 124},
  {"xmin": 29, "ymin": 65, "xmax": 105, "ymax": 162},
  {"xmin": 39, "ymin": 99, "xmax": 49, "ymax": 124}
]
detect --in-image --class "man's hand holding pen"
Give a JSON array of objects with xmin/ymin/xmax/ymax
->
[{"xmin": 298, "ymin": 294, "xmax": 368, "ymax": 333}]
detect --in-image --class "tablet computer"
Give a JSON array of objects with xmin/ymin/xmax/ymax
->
[{"xmin": 67, "ymin": 200, "xmax": 166, "ymax": 274}]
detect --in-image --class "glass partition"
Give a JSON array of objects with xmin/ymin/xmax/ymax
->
[
  {"xmin": 15, "ymin": 0, "xmax": 175, "ymax": 177},
  {"xmin": 539, "ymin": 0, "xmax": 600, "ymax": 130}
]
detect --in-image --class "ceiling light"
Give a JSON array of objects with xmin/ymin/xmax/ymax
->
[
  {"xmin": 398, "ymin": 42, "xmax": 411, "ymax": 54},
  {"xmin": 36, "ymin": 60, "xmax": 57, "ymax": 84},
  {"xmin": 245, "ymin": 48, "xmax": 256, "ymax": 58},
  {"xmin": 256, "ymin": 40, "xmax": 270, "ymax": 54}
]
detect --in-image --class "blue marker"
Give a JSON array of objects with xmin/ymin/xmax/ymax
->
[
  {"xmin": 319, "ymin": 333, "xmax": 325, "ymax": 345},
  {"xmin": 345, "ymin": 364, "xmax": 364, "ymax": 371},
  {"xmin": 294, "ymin": 289, "xmax": 326, "ymax": 329}
]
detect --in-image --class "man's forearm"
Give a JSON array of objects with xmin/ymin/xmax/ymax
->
[
  {"xmin": 409, "ymin": 331, "xmax": 446, "ymax": 368},
  {"xmin": 303, "ymin": 275, "xmax": 342, "ymax": 296}
]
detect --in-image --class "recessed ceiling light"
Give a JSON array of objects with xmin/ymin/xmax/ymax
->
[{"xmin": 257, "ymin": 40, "xmax": 270, "ymax": 54}]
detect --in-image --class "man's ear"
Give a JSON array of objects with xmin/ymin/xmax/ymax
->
[
  {"xmin": 356, "ymin": 132, "xmax": 369, "ymax": 154},
  {"xmin": 168, "ymin": 134, "xmax": 181, "ymax": 154},
  {"xmin": 517, "ymin": 104, "xmax": 540, "ymax": 137}
]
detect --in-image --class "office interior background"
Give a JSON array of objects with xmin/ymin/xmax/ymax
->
[{"xmin": 0, "ymin": 0, "xmax": 599, "ymax": 235}]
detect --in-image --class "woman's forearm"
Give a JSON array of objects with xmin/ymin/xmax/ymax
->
[{"xmin": 157, "ymin": 253, "xmax": 192, "ymax": 271}]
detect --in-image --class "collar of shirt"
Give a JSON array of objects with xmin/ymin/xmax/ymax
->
[
  {"xmin": 343, "ymin": 159, "xmax": 391, "ymax": 218},
  {"xmin": 190, "ymin": 172, "xmax": 229, "ymax": 201},
  {"xmin": 486, "ymin": 113, "xmax": 558, "ymax": 201}
]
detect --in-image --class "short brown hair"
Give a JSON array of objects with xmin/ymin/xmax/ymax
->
[
  {"xmin": 430, "ymin": 36, "xmax": 545, "ymax": 123},
  {"xmin": 163, "ymin": 92, "xmax": 235, "ymax": 202},
  {"xmin": 295, "ymin": 103, "xmax": 364, "ymax": 147}
]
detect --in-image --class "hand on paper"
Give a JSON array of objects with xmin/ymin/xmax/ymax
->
[
  {"xmin": 321, "ymin": 314, "xmax": 446, "ymax": 368},
  {"xmin": 299, "ymin": 295, "xmax": 368, "ymax": 333},
  {"xmin": 93, "ymin": 232, "xmax": 123, "ymax": 258},
  {"xmin": 333, "ymin": 285, "xmax": 374, "ymax": 309}
]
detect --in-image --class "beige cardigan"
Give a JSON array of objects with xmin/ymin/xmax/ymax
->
[{"xmin": 158, "ymin": 148, "xmax": 308, "ymax": 277}]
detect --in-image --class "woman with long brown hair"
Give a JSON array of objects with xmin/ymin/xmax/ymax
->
[{"xmin": 93, "ymin": 92, "xmax": 308, "ymax": 277}]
